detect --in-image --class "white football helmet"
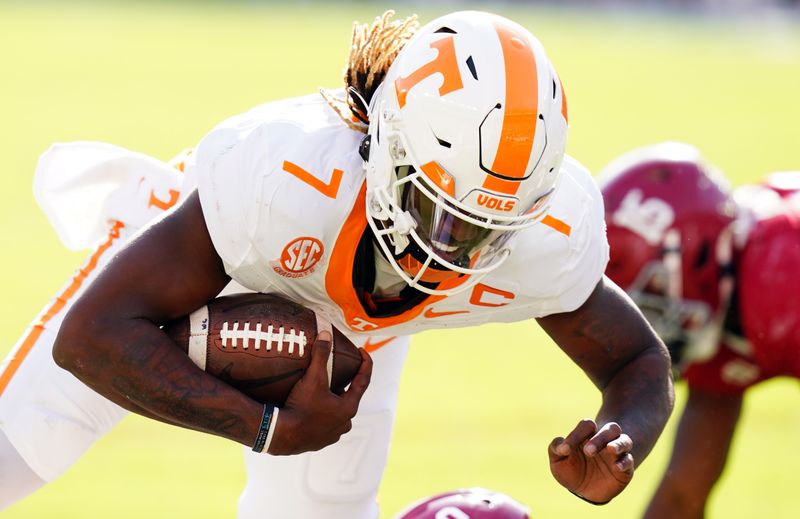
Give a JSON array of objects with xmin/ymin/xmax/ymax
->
[{"xmin": 363, "ymin": 10, "xmax": 569, "ymax": 295}]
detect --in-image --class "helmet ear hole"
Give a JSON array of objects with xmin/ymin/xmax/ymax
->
[{"xmin": 359, "ymin": 135, "xmax": 371, "ymax": 161}]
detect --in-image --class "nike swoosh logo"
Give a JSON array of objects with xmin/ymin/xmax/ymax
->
[
  {"xmin": 218, "ymin": 363, "xmax": 303, "ymax": 389},
  {"xmin": 363, "ymin": 336, "xmax": 397, "ymax": 353},
  {"xmin": 424, "ymin": 308, "xmax": 469, "ymax": 318}
]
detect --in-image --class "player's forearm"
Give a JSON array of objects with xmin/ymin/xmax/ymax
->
[
  {"xmin": 596, "ymin": 347, "xmax": 674, "ymax": 464},
  {"xmin": 53, "ymin": 315, "xmax": 263, "ymax": 447}
]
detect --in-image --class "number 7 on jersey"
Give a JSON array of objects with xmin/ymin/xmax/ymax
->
[{"xmin": 282, "ymin": 160, "xmax": 344, "ymax": 199}]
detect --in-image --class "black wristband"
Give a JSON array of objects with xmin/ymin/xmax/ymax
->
[
  {"xmin": 570, "ymin": 490, "xmax": 611, "ymax": 506},
  {"xmin": 252, "ymin": 404, "xmax": 275, "ymax": 453}
]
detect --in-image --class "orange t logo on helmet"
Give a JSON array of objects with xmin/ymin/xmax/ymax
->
[{"xmin": 394, "ymin": 35, "xmax": 464, "ymax": 109}]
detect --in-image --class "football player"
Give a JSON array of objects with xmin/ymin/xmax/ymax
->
[
  {"xmin": 600, "ymin": 142, "xmax": 800, "ymax": 518},
  {"xmin": 0, "ymin": 11, "xmax": 674, "ymax": 517}
]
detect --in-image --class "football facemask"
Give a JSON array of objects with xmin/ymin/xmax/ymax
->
[
  {"xmin": 624, "ymin": 259, "xmax": 720, "ymax": 373},
  {"xmin": 367, "ymin": 163, "xmax": 553, "ymax": 294}
]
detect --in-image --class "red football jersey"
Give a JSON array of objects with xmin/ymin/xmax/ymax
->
[{"xmin": 685, "ymin": 174, "xmax": 800, "ymax": 394}]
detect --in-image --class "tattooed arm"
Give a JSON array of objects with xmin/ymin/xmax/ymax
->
[
  {"xmin": 53, "ymin": 191, "xmax": 372, "ymax": 454},
  {"xmin": 536, "ymin": 276, "xmax": 674, "ymax": 504}
]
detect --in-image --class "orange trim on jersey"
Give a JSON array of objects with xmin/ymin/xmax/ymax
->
[
  {"xmin": 420, "ymin": 161, "xmax": 455, "ymax": 198},
  {"xmin": 469, "ymin": 283, "xmax": 516, "ymax": 307},
  {"xmin": 486, "ymin": 21, "xmax": 539, "ymax": 196},
  {"xmin": 282, "ymin": 160, "xmax": 344, "ymax": 199},
  {"xmin": 397, "ymin": 254, "xmax": 461, "ymax": 283},
  {"xmin": 558, "ymin": 76, "xmax": 568, "ymax": 124},
  {"xmin": 363, "ymin": 336, "xmax": 397, "ymax": 353},
  {"xmin": 0, "ymin": 221, "xmax": 125, "ymax": 396},
  {"xmin": 541, "ymin": 215, "xmax": 571, "ymax": 236},
  {"xmin": 394, "ymin": 35, "xmax": 464, "ymax": 109},
  {"xmin": 325, "ymin": 183, "xmax": 468, "ymax": 332}
]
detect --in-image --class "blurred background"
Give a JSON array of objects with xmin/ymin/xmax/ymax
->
[{"xmin": 1, "ymin": 0, "xmax": 798, "ymax": 517}]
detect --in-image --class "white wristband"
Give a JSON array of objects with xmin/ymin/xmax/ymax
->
[{"xmin": 262, "ymin": 407, "xmax": 280, "ymax": 454}]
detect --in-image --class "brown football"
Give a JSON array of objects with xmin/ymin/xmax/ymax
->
[{"xmin": 163, "ymin": 293, "xmax": 361, "ymax": 406}]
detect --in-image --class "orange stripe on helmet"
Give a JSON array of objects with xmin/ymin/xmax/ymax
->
[
  {"xmin": 481, "ymin": 175, "xmax": 519, "ymax": 196},
  {"xmin": 485, "ymin": 20, "xmax": 539, "ymax": 196},
  {"xmin": 420, "ymin": 161, "xmax": 455, "ymax": 197},
  {"xmin": 0, "ymin": 221, "xmax": 124, "ymax": 396}
]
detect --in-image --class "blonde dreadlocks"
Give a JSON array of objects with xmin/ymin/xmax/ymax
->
[{"xmin": 321, "ymin": 10, "xmax": 418, "ymax": 133}]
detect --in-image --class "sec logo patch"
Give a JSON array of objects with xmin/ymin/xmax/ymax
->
[{"xmin": 272, "ymin": 237, "xmax": 324, "ymax": 278}]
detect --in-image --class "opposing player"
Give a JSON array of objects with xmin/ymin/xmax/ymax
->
[
  {"xmin": 0, "ymin": 11, "xmax": 674, "ymax": 517},
  {"xmin": 600, "ymin": 142, "xmax": 800, "ymax": 518},
  {"xmin": 395, "ymin": 488, "xmax": 531, "ymax": 518}
]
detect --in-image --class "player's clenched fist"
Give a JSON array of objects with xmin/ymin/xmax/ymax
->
[
  {"xmin": 267, "ymin": 331, "xmax": 373, "ymax": 455},
  {"xmin": 548, "ymin": 419, "xmax": 634, "ymax": 504}
]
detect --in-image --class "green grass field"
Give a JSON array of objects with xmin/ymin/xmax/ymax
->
[{"xmin": 1, "ymin": 1, "xmax": 799, "ymax": 517}]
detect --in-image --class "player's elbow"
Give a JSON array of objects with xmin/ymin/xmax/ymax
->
[
  {"xmin": 644, "ymin": 343, "xmax": 676, "ymax": 412},
  {"xmin": 52, "ymin": 316, "xmax": 86, "ymax": 374},
  {"xmin": 52, "ymin": 302, "xmax": 105, "ymax": 377},
  {"xmin": 637, "ymin": 334, "xmax": 674, "ymax": 392}
]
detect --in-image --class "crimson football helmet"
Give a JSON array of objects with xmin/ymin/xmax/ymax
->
[
  {"xmin": 364, "ymin": 11, "xmax": 569, "ymax": 295},
  {"xmin": 599, "ymin": 142, "xmax": 738, "ymax": 374},
  {"xmin": 395, "ymin": 488, "xmax": 530, "ymax": 519}
]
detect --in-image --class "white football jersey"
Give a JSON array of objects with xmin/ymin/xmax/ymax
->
[{"xmin": 193, "ymin": 93, "xmax": 609, "ymax": 336}]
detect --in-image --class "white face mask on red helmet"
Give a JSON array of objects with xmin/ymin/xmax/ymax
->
[
  {"xmin": 363, "ymin": 10, "xmax": 569, "ymax": 295},
  {"xmin": 599, "ymin": 142, "xmax": 738, "ymax": 375}
]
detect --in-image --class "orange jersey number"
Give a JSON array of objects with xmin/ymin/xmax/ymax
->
[{"xmin": 282, "ymin": 160, "xmax": 344, "ymax": 199}]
